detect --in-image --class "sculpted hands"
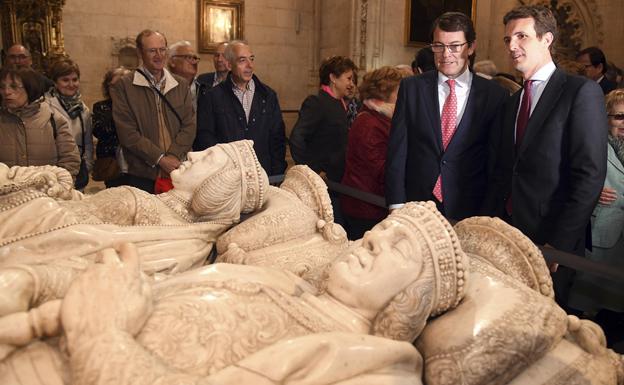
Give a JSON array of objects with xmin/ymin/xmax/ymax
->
[
  {"xmin": 61, "ymin": 243, "xmax": 153, "ymax": 354},
  {"xmin": 598, "ymin": 187, "xmax": 618, "ymax": 205},
  {"xmin": 7, "ymin": 165, "xmax": 75, "ymax": 199}
]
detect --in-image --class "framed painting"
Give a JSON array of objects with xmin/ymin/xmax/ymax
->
[
  {"xmin": 405, "ymin": 0, "xmax": 476, "ymax": 46},
  {"xmin": 198, "ymin": 0, "xmax": 244, "ymax": 53}
]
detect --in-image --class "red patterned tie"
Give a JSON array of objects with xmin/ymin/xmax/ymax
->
[
  {"xmin": 433, "ymin": 79, "xmax": 457, "ymax": 202},
  {"xmin": 506, "ymin": 79, "xmax": 533, "ymax": 215}
]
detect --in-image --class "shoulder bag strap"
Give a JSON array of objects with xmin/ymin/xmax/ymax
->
[
  {"xmin": 49, "ymin": 113, "xmax": 58, "ymax": 140},
  {"xmin": 136, "ymin": 68, "xmax": 183, "ymax": 126}
]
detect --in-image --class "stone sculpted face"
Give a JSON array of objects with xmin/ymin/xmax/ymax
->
[
  {"xmin": 170, "ymin": 147, "xmax": 230, "ymax": 198},
  {"xmin": 326, "ymin": 218, "xmax": 423, "ymax": 317}
]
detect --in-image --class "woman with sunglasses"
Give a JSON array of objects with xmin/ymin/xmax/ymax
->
[
  {"xmin": 568, "ymin": 89, "xmax": 624, "ymax": 351},
  {"xmin": 0, "ymin": 67, "xmax": 80, "ymax": 177}
]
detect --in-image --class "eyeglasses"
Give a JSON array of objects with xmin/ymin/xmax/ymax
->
[
  {"xmin": 144, "ymin": 47, "xmax": 167, "ymax": 56},
  {"xmin": 0, "ymin": 83, "xmax": 25, "ymax": 91},
  {"xmin": 172, "ymin": 54, "xmax": 200, "ymax": 63},
  {"xmin": 608, "ymin": 113, "xmax": 624, "ymax": 121},
  {"xmin": 429, "ymin": 42, "xmax": 469, "ymax": 53}
]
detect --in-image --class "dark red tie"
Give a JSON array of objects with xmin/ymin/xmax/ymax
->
[
  {"xmin": 515, "ymin": 80, "xmax": 533, "ymax": 147},
  {"xmin": 506, "ymin": 80, "xmax": 533, "ymax": 215}
]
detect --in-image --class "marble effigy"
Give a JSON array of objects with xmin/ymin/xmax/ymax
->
[
  {"xmin": 0, "ymin": 201, "xmax": 466, "ymax": 384},
  {"xmin": 0, "ymin": 138, "xmax": 622, "ymax": 385},
  {"xmin": 216, "ymin": 165, "xmax": 349, "ymax": 288},
  {"xmin": 417, "ymin": 216, "xmax": 624, "ymax": 385},
  {"xmin": 0, "ymin": 140, "xmax": 268, "ymax": 315}
]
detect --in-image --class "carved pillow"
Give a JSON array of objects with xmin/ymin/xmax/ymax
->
[{"xmin": 416, "ymin": 255, "xmax": 568, "ymax": 385}]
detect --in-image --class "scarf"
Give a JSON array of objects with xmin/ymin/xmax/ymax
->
[
  {"xmin": 608, "ymin": 134, "xmax": 624, "ymax": 166},
  {"xmin": 362, "ymin": 98, "xmax": 395, "ymax": 119},
  {"xmin": 51, "ymin": 87, "xmax": 84, "ymax": 119}
]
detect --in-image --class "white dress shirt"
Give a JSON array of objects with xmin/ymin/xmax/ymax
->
[
  {"xmin": 514, "ymin": 61, "xmax": 557, "ymax": 142},
  {"xmin": 438, "ymin": 67, "xmax": 473, "ymax": 125}
]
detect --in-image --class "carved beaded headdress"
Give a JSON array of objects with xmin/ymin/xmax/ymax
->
[
  {"xmin": 388, "ymin": 201, "xmax": 468, "ymax": 316},
  {"xmin": 216, "ymin": 140, "xmax": 268, "ymax": 213}
]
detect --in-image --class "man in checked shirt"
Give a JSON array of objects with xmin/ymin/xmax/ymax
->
[{"xmin": 195, "ymin": 40, "xmax": 287, "ymax": 176}]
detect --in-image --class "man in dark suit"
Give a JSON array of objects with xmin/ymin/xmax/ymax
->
[
  {"xmin": 196, "ymin": 42, "xmax": 229, "ymax": 90},
  {"xmin": 489, "ymin": 6, "xmax": 607, "ymax": 260},
  {"xmin": 385, "ymin": 12, "xmax": 507, "ymax": 221},
  {"xmin": 577, "ymin": 46, "xmax": 617, "ymax": 95},
  {"xmin": 194, "ymin": 40, "xmax": 286, "ymax": 176}
]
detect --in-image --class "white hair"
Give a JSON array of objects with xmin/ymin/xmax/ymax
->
[
  {"xmin": 168, "ymin": 40, "xmax": 192, "ymax": 57},
  {"xmin": 224, "ymin": 40, "xmax": 249, "ymax": 64}
]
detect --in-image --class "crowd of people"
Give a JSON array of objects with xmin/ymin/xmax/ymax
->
[{"xmin": 0, "ymin": 4, "xmax": 622, "ymax": 350}]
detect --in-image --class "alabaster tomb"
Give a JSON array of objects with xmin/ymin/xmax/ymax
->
[
  {"xmin": 0, "ymin": 146, "xmax": 622, "ymax": 385},
  {"xmin": 0, "ymin": 140, "xmax": 268, "ymax": 315}
]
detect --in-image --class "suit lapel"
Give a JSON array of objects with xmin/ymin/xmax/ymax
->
[
  {"xmin": 424, "ymin": 73, "xmax": 443, "ymax": 152},
  {"xmin": 502, "ymin": 90, "xmax": 521, "ymax": 166},
  {"xmin": 516, "ymin": 69, "xmax": 566, "ymax": 158},
  {"xmin": 608, "ymin": 144, "xmax": 624, "ymax": 175}
]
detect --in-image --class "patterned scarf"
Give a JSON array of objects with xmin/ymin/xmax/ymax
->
[
  {"xmin": 51, "ymin": 87, "xmax": 84, "ymax": 119},
  {"xmin": 608, "ymin": 134, "xmax": 624, "ymax": 166}
]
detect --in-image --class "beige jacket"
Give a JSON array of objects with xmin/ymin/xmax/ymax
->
[
  {"xmin": 0, "ymin": 99, "xmax": 81, "ymax": 177},
  {"xmin": 110, "ymin": 68, "xmax": 196, "ymax": 180},
  {"xmin": 45, "ymin": 93, "xmax": 94, "ymax": 170}
]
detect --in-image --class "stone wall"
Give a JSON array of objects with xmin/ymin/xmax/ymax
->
[
  {"xmin": 63, "ymin": 0, "xmax": 316, "ymax": 111},
  {"xmin": 61, "ymin": 0, "xmax": 624, "ymax": 111}
]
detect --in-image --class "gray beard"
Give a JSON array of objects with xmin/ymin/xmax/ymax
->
[{"xmin": 608, "ymin": 134, "xmax": 624, "ymax": 165}]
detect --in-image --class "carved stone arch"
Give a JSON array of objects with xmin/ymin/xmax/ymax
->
[
  {"xmin": 524, "ymin": 0, "xmax": 604, "ymax": 72},
  {"xmin": 110, "ymin": 37, "xmax": 139, "ymax": 70}
]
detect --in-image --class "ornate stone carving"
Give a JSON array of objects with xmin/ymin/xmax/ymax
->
[
  {"xmin": 216, "ymin": 165, "xmax": 348, "ymax": 288},
  {"xmin": 110, "ymin": 36, "xmax": 139, "ymax": 69},
  {"xmin": 0, "ymin": 202, "xmax": 468, "ymax": 384},
  {"xmin": 0, "ymin": 0, "xmax": 66, "ymax": 73},
  {"xmin": 527, "ymin": 0, "xmax": 605, "ymax": 73},
  {"xmin": 0, "ymin": 140, "xmax": 268, "ymax": 313}
]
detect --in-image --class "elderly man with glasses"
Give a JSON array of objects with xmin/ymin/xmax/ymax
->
[
  {"xmin": 167, "ymin": 41, "xmax": 202, "ymax": 111},
  {"xmin": 3, "ymin": 44, "xmax": 54, "ymax": 91},
  {"xmin": 386, "ymin": 12, "xmax": 507, "ymax": 222},
  {"xmin": 110, "ymin": 29, "xmax": 196, "ymax": 194}
]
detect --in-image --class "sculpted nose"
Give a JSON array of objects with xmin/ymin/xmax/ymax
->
[{"xmin": 362, "ymin": 232, "xmax": 382, "ymax": 255}]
